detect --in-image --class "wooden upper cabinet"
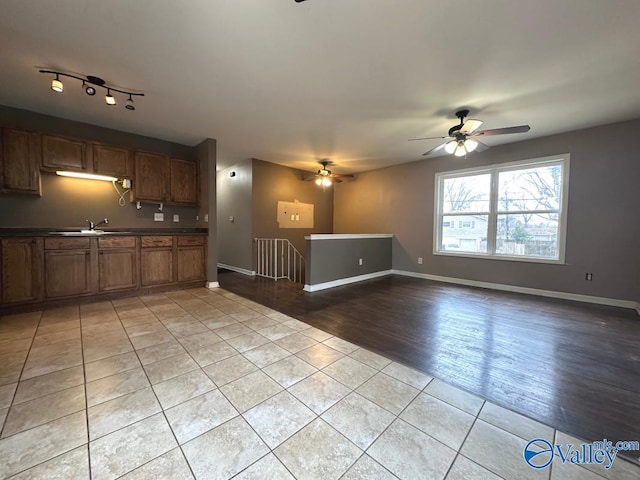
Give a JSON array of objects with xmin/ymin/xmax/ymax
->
[
  {"xmin": 170, "ymin": 158, "xmax": 198, "ymax": 204},
  {"xmin": 134, "ymin": 152, "xmax": 170, "ymax": 202},
  {"xmin": 93, "ymin": 144, "xmax": 132, "ymax": 178},
  {"xmin": 41, "ymin": 134, "xmax": 88, "ymax": 171},
  {"xmin": 1, "ymin": 128, "xmax": 41, "ymax": 195},
  {"xmin": 133, "ymin": 153, "xmax": 198, "ymax": 205}
]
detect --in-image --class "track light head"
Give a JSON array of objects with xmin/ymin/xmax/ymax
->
[
  {"xmin": 125, "ymin": 95, "xmax": 135, "ymax": 111},
  {"xmin": 83, "ymin": 82, "xmax": 96, "ymax": 96},
  {"xmin": 51, "ymin": 74, "xmax": 63, "ymax": 93},
  {"xmin": 105, "ymin": 89, "xmax": 116, "ymax": 106}
]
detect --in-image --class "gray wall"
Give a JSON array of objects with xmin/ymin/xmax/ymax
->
[
  {"xmin": 216, "ymin": 159, "xmax": 253, "ymax": 271},
  {"xmin": 252, "ymin": 158, "xmax": 334, "ymax": 255},
  {"xmin": 305, "ymin": 237, "xmax": 392, "ymax": 285},
  {"xmin": 0, "ymin": 105, "xmax": 201, "ymax": 229},
  {"xmin": 334, "ymin": 118, "xmax": 640, "ymax": 302}
]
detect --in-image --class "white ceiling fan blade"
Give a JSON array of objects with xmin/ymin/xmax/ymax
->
[
  {"xmin": 475, "ymin": 140, "xmax": 490, "ymax": 152},
  {"xmin": 408, "ymin": 135, "xmax": 448, "ymax": 141},
  {"xmin": 461, "ymin": 119, "xmax": 483, "ymax": 134},
  {"xmin": 422, "ymin": 143, "xmax": 448, "ymax": 156}
]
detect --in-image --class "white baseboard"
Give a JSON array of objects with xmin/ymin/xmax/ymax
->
[
  {"xmin": 206, "ymin": 281, "xmax": 220, "ymax": 289},
  {"xmin": 218, "ymin": 263, "xmax": 256, "ymax": 276},
  {"xmin": 392, "ymin": 269, "xmax": 638, "ymax": 311},
  {"xmin": 304, "ymin": 270, "xmax": 393, "ymax": 292}
]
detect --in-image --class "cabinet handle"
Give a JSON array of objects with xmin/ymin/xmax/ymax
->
[{"xmin": 86, "ymin": 251, "xmax": 90, "ymax": 255}]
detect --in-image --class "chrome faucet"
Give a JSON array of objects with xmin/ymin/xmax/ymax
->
[{"xmin": 87, "ymin": 218, "xmax": 109, "ymax": 230}]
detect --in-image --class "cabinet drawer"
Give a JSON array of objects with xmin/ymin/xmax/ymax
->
[
  {"xmin": 141, "ymin": 236, "xmax": 173, "ymax": 248},
  {"xmin": 98, "ymin": 236, "xmax": 136, "ymax": 249},
  {"xmin": 45, "ymin": 237, "xmax": 91, "ymax": 250},
  {"xmin": 177, "ymin": 236, "xmax": 205, "ymax": 246}
]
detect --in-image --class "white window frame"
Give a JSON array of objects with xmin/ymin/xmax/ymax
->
[{"xmin": 433, "ymin": 154, "xmax": 570, "ymax": 264}]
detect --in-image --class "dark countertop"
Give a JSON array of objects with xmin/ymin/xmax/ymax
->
[{"xmin": 0, "ymin": 227, "xmax": 208, "ymax": 237}]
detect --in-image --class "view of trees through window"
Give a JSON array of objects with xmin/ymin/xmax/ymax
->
[{"xmin": 436, "ymin": 158, "xmax": 567, "ymax": 261}]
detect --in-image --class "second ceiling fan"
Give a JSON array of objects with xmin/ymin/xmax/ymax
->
[{"xmin": 409, "ymin": 109, "xmax": 530, "ymax": 157}]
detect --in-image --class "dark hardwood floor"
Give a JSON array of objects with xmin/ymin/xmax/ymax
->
[{"xmin": 219, "ymin": 270, "xmax": 640, "ymax": 452}]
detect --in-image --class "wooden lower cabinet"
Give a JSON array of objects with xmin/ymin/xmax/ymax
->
[
  {"xmin": 141, "ymin": 248, "xmax": 174, "ymax": 286},
  {"xmin": 45, "ymin": 250, "xmax": 92, "ymax": 298},
  {"xmin": 177, "ymin": 236, "xmax": 206, "ymax": 283},
  {"xmin": 0, "ymin": 234, "xmax": 206, "ymax": 309},
  {"xmin": 98, "ymin": 236, "xmax": 137, "ymax": 292},
  {"xmin": 1, "ymin": 238, "xmax": 43, "ymax": 304}
]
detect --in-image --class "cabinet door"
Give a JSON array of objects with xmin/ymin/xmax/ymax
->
[
  {"xmin": 93, "ymin": 144, "xmax": 132, "ymax": 178},
  {"xmin": 45, "ymin": 250, "xmax": 92, "ymax": 298},
  {"xmin": 134, "ymin": 152, "xmax": 170, "ymax": 202},
  {"xmin": 1, "ymin": 129, "xmax": 41, "ymax": 194},
  {"xmin": 98, "ymin": 249, "xmax": 137, "ymax": 292},
  {"xmin": 170, "ymin": 158, "xmax": 198, "ymax": 204},
  {"xmin": 41, "ymin": 135, "xmax": 87, "ymax": 171},
  {"xmin": 140, "ymin": 248, "xmax": 174, "ymax": 286},
  {"xmin": 177, "ymin": 246, "xmax": 205, "ymax": 283},
  {"xmin": 1, "ymin": 238, "xmax": 43, "ymax": 304}
]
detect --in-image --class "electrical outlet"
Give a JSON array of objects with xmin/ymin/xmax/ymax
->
[
  {"xmin": 358, "ymin": 258, "xmax": 363, "ymax": 266},
  {"xmin": 204, "ymin": 214, "xmax": 209, "ymax": 223},
  {"xmin": 585, "ymin": 273, "xmax": 593, "ymax": 281},
  {"xmin": 418, "ymin": 257, "xmax": 423, "ymax": 265},
  {"xmin": 173, "ymin": 214, "xmax": 179, "ymax": 223},
  {"xmin": 154, "ymin": 213, "xmax": 164, "ymax": 222}
]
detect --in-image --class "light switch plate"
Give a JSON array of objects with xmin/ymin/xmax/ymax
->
[
  {"xmin": 173, "ymin": 214, "xmax": 179, "ymax": 222},
  {"xmin": 204, "ymin": 213, "xmax": 209, "ymax": 223},
  {"xmin": 154, "ymin": 213, "xmax": 164, "ymax": 222}
]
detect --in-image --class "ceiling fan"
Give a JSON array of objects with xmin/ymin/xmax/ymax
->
[
  {"xmin": 409, "ymin": 109, "xmax": 531, "ymax": 157},
  {"xmin": 307, "ymin": 160, "xmax": 355, "ymax": 187}
]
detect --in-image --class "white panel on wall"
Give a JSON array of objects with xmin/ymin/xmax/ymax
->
[{"xmin": 277, "ymin": 200, "xmax": 314, "ymax": 228}]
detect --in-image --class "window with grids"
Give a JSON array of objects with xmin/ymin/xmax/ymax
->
[{"xmin": 434, "ymin": 155, "xmax": 569, "ymax": 263}]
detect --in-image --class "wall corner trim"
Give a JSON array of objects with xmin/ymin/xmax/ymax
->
[
  {"xmin": 303, "ymin": 270, "xmax": 393, "ymax": 292},
  {"xmin": 206, "ymin": 281, "xmax": 220, "ymax": 289},
  {"xmin": 217, "ymin": 263, "xmax": 256, "ymax": 277},
  {"xmin": 391, "ymin": 270, "xmax": 638, "ymax": 311}
]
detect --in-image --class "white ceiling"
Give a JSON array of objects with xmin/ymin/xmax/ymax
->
[{"xmin": 1, "ymin": 0, "xmax": 639, "ymax": 174}]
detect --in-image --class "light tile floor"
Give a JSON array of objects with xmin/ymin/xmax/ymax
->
[{"xmin": 0, "ymin": 287, "xmax": 639, "ymax": 479}]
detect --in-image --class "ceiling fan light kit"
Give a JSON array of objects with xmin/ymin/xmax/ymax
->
[
  {"xmin": 308, "ymin": 160, "xmax": 355, "ymax": 187},
  {"xmin": 410, "ymin": 109, "xmax": 530, "ymax": 158},
  {"xmin": 39, "ymin": 69, "xmax": 144, "ymax": 110}
]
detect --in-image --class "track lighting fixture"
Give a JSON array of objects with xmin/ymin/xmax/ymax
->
[
  {"xmin": 125, "ymin": 95, "xmax": 135, "ymax": 111},
  {"xmin": 51, "ymin": 74, "xmax": 64, "ymax": 93},
  {"xmin": 82, "ymin": 82, "xmax": 96, "ymax": 96},
  {"xmin": 105, "ymin": 89, "xmax": 116, "ymax": 106},
  {"xmin": 39, "ymin": 69, "xmax": 144, "ymax": 110}
]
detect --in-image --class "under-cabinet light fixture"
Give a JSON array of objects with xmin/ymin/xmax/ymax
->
[
  {"xmin": 56, "ymin": 171, "xmax": 118, "ymax": 182},
  {"xmin": 39, "ymin": 69, "xmax": 144, "ymax": 110}
]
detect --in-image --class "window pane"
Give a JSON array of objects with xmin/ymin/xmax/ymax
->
[
  {"xmin": 496, "ymin": 213, "xmax": 559, "ymax": 258},
  {"xmin": 498, "ymin": 164, "xmax": 562, "ymax": 212},
  {"xmin": 442, "ymin": 174, "xmax": 491, "ymax": 213},
  {"xmin": 441, "ymin": 215, "xmax": 488, "ymax": 253}
]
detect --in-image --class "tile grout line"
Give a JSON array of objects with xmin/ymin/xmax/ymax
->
[
  {"xmin": 2, "ymin": 309, "xmax": 44, "ymax": 438},
  {"xmin": 79, "ymin": 303, "xmax": 93, "ymax": 480},
  {"xmin": 128, "ymin": 292, "xmax": 200, "ymax": 480}
]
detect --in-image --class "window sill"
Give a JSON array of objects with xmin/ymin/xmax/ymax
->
[{"xmin": 432, "ymin": 251, "xmax": 565, "ymax": 265}]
